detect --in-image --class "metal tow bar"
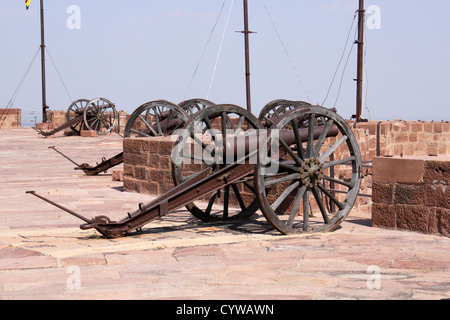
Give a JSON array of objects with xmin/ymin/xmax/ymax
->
[
  {"xmin": 26, "ymin": 160, "xmax": 255, "ymax": 239},
  {"xmin": 26, "ymin": 191, "xmax": 95, "ymax": 225},
  {"xmin": 49, "ymin": 146, "xmax": 124, "ymax": 176}
]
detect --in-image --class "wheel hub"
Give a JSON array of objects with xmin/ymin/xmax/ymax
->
[{"xmin": 300, "ymin": 158, "xmax": 323, "ymax": 188}]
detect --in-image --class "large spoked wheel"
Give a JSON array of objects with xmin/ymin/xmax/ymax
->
[
  {"xmin": 66, "ymin": 99, "xmax": 90, "ymax": 135},
  {"xmin": 179, "ymin": 99, "xmax": 215, "ymax": 116},
  {"xmin": 258, "ymin": 99, "xmax": 311, "ymax": 128},
  {"xmin": 255, "ymin": 105, "xmax": 362, "ymax": 234},
  {"xmin": 124, "ymin": 100, "xmax": 189, "ymax": 138},
  {"xmin": 172, "ymin": 104, "xmax": 263, "ymax": 222},
  {"xmin": 83, "ymin": 98, "xmax": 118, "ymax": 134}
]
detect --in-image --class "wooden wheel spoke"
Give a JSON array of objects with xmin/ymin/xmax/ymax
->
[
  {"xmin": 322, "ymin": 175, "xmax": 354, "ymax": 189},
  {"xmin": 100, "ymin": 120, "xmax": 108, "ymax": 131},
  {"xmin": 221, "ymin": 112, "xmax": 227, "ymax": 140},
  {"xmin": 279, "ymin": 137, "xmax": 304, "ymax": 167},
  {"xmin": 271, "ymin": 181, "xmax": 300, "ymax": 211},
  {"xmin": 223, "ymin": 185, "xmax": 230, "ymax": 219},
  {"xmin": 311, "ymin": 186, "xmax": 330, "ymax": 224},
  {"xmin": 234, "ymin": 116, "xmax": 245, "ymax": 136},
  {"xmin": 231, "ymin": 184, "xmax": 247, "ymax": 211},
  {"xmin": 287, "ymin": 186, "xmax": 306, "ymax": 227},
  {"xmin": 182, "ymin": 153, "xmax": 204, "ymax": 163},
  {"xmin": 317, "ymin": 182, "xmax": 345, "ymax": 210},
  {"xmin": 164, "ymin": 110, "xmax": 174, "ymax": 134},
  {"xmin": 274, "ymin": 160, "xmax": 300, "ymax": 173},
  {"xmin": 314, "ymin": 119, "xmax": 334, "ymax": 157},
  {"xmin": 291, "ymin": 120, "xmax": 306, "ymax": 160},
  {"xmin": 139, "ymin": 114, "xmax": 158, "ymax": 136},
  {"xmin": 90, "ymin": 118, "xmax": 100, "ymax": 131},
  {"xmin": 130, "ymin": 128, "xmax": 151, "ymax": 138},
  {"xmin": 323, "ymin": 156, "xmax": 356, "ymax": 169},
  {"xmin": 204, "ymin": 117, "xmax": 220, "ymax": 147},
  {"xmin": 264, "ymin": 173, "xmax": 300, "ymax": 187},
  {"xmin": 205, "ymin": 192, "xmax": 218, "ymax": 216},
  {"xmin": 171, "ymin": 120, "xmax": 185, "ymax": 133},
  {"xmin": 319, "ymin": 135, "xmax": 348, "ymax": 163},
  {"xmin": 93, "ymin": 101, "xmax": 100, "ymax": 113},
  {"xmin": 302, "ymin": 189, "xmax": 310, "ymax": 231},
  {"xmin": 306, "ymin": 114, "xmax": 315, "ymax": 158},
  {"xmin": 263, "ymin": 116, "xmax": 274, "ymax": 126},
  {"xmin": 243, "ymin": 181, "xmax": 255, "ymax": 193},
  {"xmin": 153, "ymin": 108, "xmax": 163, "ymax": 134},
  {"xmin": 190, "ymin": 131, "xmax": 209, "ymax": 152},
  {"xmin": 97, "ymin": 119, "xmax": 103, "ymax": 132}
]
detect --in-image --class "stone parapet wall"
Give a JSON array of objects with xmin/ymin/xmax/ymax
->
[
  {"xmin": 345, "ymin": 120, "xmax": 449, "ymax": 213},
  {"xmin": 350, "ymin": 120, "xmax": 449, "ymax": 160},
  {"xmin": 0, "ymin": 109, "xmax": 21, "ymax": 128},
  {"xmin": 47, "ymin": 110, "xmax": 67, "ymax": 127},
  {"xmin": 372, "ymin": 156, "xmax": 449, "ymax": 237}
]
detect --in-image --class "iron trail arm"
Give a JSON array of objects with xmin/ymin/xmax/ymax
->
[
  {"xmin": 38, "ymin": 115, "xmax": 84, "ymax": 137},
  {"xmin": 76, "ymin": 152, "xmax": 124, "ymax": 176},
  {"xmin": 27, "ymin": 160, "xmax": 254, "ymax": 238},
  {"xmin": 49, "ymin": 146, "xmax": 124, "ymax": 176}
]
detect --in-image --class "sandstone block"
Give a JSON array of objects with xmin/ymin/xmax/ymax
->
[{"xmin": 81, "ymin": 130, "xmax": 97, "ymax": 137}]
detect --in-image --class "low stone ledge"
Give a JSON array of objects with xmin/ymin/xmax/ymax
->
[
  {"xmin": 372, "ymin": 156, "xmax": 449, "ymax": 237},
  {"xmin": 80, "ymin": 130, "xmax": 97, "ymax": 137}
]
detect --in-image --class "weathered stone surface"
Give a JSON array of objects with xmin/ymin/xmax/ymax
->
[
  {"xmin": 395, "ymin": 184, "xmax": 424, "ymax": 205},
  {"xmin": 372, "ymin": 203, "xmax": 396, "ymax": 229},
  {"xmin": 372, "ymin": 156, "xmax": 449, "ymax": 237},
  {"xmin": 373, "ymin": 157, "xmax": 425, "ymax": 184},
  {"xmin": 372, "ymin": 182, "xmax": 394, "ymax": 204}
]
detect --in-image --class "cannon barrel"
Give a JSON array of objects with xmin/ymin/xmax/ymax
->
[{"xmin": 221, "ymin": 124, "xmax": 339, "ymax": 161}]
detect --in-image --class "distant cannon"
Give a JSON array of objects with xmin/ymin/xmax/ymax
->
[{"xmin": 37, "ymin": 98, "xmax": 118, "ymax": 137}]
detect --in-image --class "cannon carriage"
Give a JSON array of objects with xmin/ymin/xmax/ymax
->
[
  {"xmin": 29, "ymin": 100, "xmax": 362, "ymax": 238},
  {"xmin": 38, "ymin": 98, "xmax": 118, "ymax": 137}
]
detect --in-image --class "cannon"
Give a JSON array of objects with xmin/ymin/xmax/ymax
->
[
  {"xmin": 28, "ymin": 101, "xmax": 362, "ymax": 238},
  {"xmin": 48, "ymin": 99, "xmax": 214, "ymax": 176},
  {"xmin": 37, "ymin": 98, "xmax": 118, "ymax": 137}
]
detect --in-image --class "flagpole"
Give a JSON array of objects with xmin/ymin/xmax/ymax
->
[
  {"xmin": 355, "ymin": 0, "xmax": 365, "ymax": 122},
  {"xmin": 242, "ymin": 0, "xmax": 252, "ymax": 113},
  {"xmin": 40, "ymin": 0, "xmax": 48, "ymax": 123}
]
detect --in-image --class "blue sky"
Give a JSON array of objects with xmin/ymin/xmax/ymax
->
[{"xmin": 1, "ymin": 0, "xmax": 449, "ymax": 121}]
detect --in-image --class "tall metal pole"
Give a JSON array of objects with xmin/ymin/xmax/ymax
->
[
  {"xmin": 355, "ymin": 0, "xmax": 365, "ymax": 122},
  {"xmin": 243, "ymin": 0, "xmax": 252, "ymax": 114},
  {"xmin": 40, "ymin": 0, "xmax": 48, "ymax": 123}
]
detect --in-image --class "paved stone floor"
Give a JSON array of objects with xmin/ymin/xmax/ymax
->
[{"xmin": 0, "ymin": 128, "xmax": 449, "ymax": 300}]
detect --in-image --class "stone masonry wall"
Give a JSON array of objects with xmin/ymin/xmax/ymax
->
[
  {"xmin": 343, "ymin": 120, "xmax": 449, "ymax": 213},
  {"xmin": 350, "ymin": 120, "xmax": 450, "ymax": 160},
  {"xmin": 123, "ymin": 137, "xmax": 176, "ymax": 196},
  {"xmin": 0, "ymin": 109, "xmax": 21, "ymax": 128},
  {"xmin": 372, "ymin": 156, "xmax": 449, "ymax": 237}
]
